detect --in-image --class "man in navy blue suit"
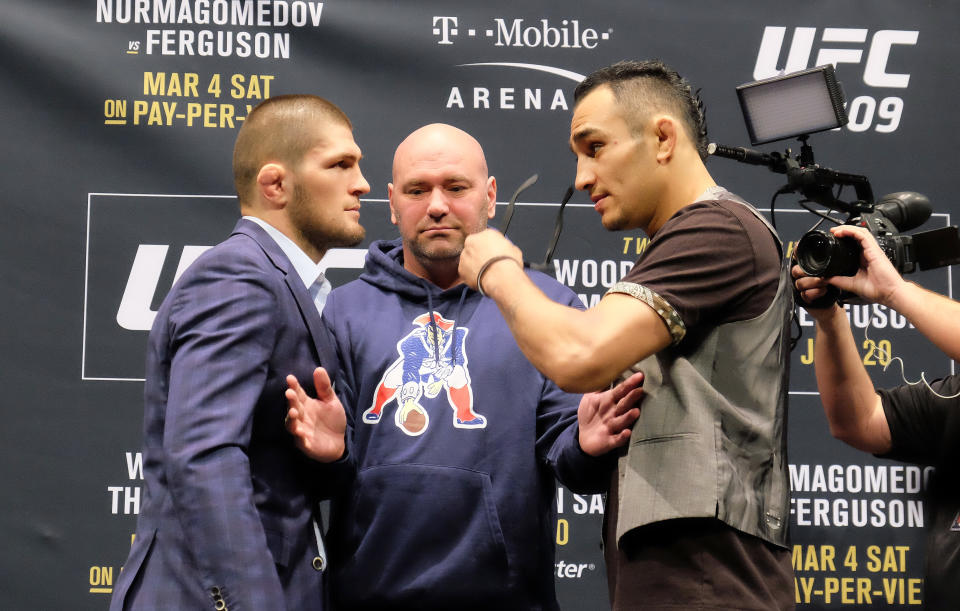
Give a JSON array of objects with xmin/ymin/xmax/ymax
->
[{"xmin": 110, "ymin": 94, "xmax": 370, "ymax": 610}]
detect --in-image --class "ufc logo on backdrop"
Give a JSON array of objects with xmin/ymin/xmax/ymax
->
[
  {"xmin": 82, "ymin": 193, "xmax": 369, "ymax": 381},
  {"xmin": 753, "ymin": 27, "xmax": 919, "ymax": 135},
  {"xmin": 117, "ymin": 245, "xmax": 366, "ymax": 331},
  {"xmin": 754, "ymin": 27, "xmax": 918, "ymax": 87},
  {"xmin": 116, "ymin": 244, "xmax": 211, "ymax": 331}
]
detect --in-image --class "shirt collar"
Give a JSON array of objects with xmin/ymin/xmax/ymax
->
[{"xmin": 242, "ymin": 216, "xmax": 325, "ymax": 290}]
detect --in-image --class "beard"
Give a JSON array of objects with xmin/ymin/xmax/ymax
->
[
  {"xmin": 600, "ymin": 210, "xmax": 628, "ymax": 231},
  {"xmin": 407, "ymin": 230, "xmax": 466, "ymax": 263},
  {"xmin": 289, "ymin": 183, "xmax": 365, "ymax": 252}
]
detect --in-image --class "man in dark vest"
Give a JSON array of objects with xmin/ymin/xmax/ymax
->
[{"xmin": 459, "ymin": 59, "xmax": 795, "ymax": 610}]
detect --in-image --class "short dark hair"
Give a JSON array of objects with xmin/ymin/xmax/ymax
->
[
  {"xmin": 574, "ymin": 60, "xmax": 708, "ymax": 160},
  {"xmin": 232, "ymin": 94, "xmax": 353, "ymax": 205}
]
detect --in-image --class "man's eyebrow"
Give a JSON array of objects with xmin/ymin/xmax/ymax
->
[
  {"xmin": 443, "ymin": 174, "xmax": 472, "ymax": 184},
  {"xmin": 569, "ymin": 127, "xmax": 598, "ymax": 152},
  {"xmin": 331, "ymin": 149, "xmax": 360, "ymax": 162},
  {"xmin": 402, "ymin": 175, "xmax": 472, "ymax": 188}
]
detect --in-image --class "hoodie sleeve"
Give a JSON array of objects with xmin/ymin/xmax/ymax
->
[{"xmin": 536, "ymin": 378, "xmax": 619, "ymax": 494}]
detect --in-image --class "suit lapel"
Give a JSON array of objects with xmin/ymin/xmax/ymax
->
[{"xmin": 231, "ymin": 219, "xmax": 335, "ymax": 367}]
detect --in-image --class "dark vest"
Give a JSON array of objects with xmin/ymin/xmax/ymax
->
[{"xmin": 608, "ymin": 194, "xmax": 792, "ymax": 547}]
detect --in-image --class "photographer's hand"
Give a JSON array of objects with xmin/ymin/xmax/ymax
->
[
  {"xmin": 792, "ymin": 266, "xmax": 842, "ymax": 321},
  {"xmin": 803, "ymin": 224, "xmax": 960, "ymax": 362},
  {"xmin": 824, "ymin": 225, "xmax": 908, "ymax": 307}
]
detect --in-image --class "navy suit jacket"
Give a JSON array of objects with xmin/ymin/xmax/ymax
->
[{"xmin": 110, "ymin": 219, "xmax": 335, "ymax": 611}]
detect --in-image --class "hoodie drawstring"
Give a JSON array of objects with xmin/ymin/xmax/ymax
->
[{"xmin": 423, "ymin": 282, "xmax": 470, "ymax": 366}]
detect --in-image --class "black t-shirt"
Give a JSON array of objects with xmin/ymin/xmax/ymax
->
[
  {"xmin": 880, "ymin": 375, "xmax": 960, "ymax": 610},
  {"xmin": 618, "ymin": 199, "xmax": 782, "ymax": 335}
]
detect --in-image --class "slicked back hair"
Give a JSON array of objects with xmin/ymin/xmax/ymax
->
[
  {"xmin": 232, "ymin": 94, "xmax": 352, "ymax": 206},
  {"xmin": 574, "ymin": 60, "xmax": 709, "ymax": 161}
]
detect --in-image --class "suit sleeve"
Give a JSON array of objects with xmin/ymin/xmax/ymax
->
[
  {"xmin": 316, "ymin": 301, "xmax": 358, "ymax": 491},
  {"xmin": 162, "ymin": 251, "xmax": 286, "ymax": 608}
]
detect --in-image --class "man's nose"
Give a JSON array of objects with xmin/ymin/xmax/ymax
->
[
  {"xmin": 574, "ymin": 159, "xmax": 595, "ymax": 192},
  {"xmin": 427, "ymin": 188, "xmax": 449, "ymax": 216},
  {"xmin": 353, "ymin": 169, "xmax": 371, "ymax": 195}
]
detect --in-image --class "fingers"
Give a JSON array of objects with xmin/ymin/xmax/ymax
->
[
  {"xmin": 617, "ymin": 371, "xmax": 645, "ymax": 394},
  {"xmin": 793, "ymin": 267, "xmax": 836, "ymax": 306},
  {"xmin": 313, "ymin": 367, "xmax": 335, "ymax": 400},
  {"xmin": 284, "ymin": 403, "xmax": 300, "ymax": 433},
  {"xmin": 612, "ymin": 428, "xmax": 633, "ymax": 448},
  {"xmin": 799, "ymin": 286, "xmax": 830, "ymax": 303},
  {"xmin": 599, "ymin": 426, "xmax": 635, "ymax": 453},
  {"xmin": 607, "ymin": 406, "xmax": 641, "ymax": 432},
  {"xmin": 832, "ymin": 224, "xmax": 871, "ymax": 242},
  {"xmin": 609, "ymin": 386, "xmax": 644, "ymax": 416},
  {"xmin": 286, "ymin": 373, "xmax": 308, "ymax": 405},
  {"xmin": 284, "ymin": 386, "xmax": 303, "ymax": 418},
  {"xmin": 286, "ymin": 373, "xmax": 302, "ymax": 395},
  {"xmin": 607, "ymin": 371, "xmax": 645, "ymax": 404},
  {"xmin": 794, "ymin": 269, "xmax": 828, "ymax": 289}
]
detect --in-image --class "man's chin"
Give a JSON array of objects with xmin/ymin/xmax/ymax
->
[
  {"xmin": 321, "ymin": 224, "xmax": 366, "ymax": 249},
  {"xmin": 600, "ymin": 213, "xmax": 626, "ymax": 232},
  {"xmin": 341, "ymin": 228, "xmax": 366, "ymax": 247},
  {"xmin": 414, "ymin": 238, "xmax": 463, "ymax": 261},
  {"xmin": 338, "ymin": 224, "xmax": 367, "ymax": 247}
]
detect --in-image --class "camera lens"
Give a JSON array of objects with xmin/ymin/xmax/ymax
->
[{"xmin": 796, "ymin": 230, "xmax": 860, "ymax": 277}]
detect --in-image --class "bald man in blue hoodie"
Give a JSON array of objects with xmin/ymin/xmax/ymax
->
[{"xmin": 286, "ymin": 123, "xmax": 644, "ymax": 610}]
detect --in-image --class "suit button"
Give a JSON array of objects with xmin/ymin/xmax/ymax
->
[
  {"xmin": 312, "ymin": 556, "xmax": 325, "ymax": 571},
  {"xmin": 210, "ymin": 586, "xmax": 221, "ymax": 597}
]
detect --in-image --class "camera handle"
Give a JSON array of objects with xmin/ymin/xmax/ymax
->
[{"xmin": 709, "ymin": 137, "xmax": 875, "ymax": 214}]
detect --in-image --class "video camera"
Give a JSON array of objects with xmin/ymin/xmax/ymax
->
[{"xmin": 709, "ymin": 65, "xmax": 960, "ymax": 305}]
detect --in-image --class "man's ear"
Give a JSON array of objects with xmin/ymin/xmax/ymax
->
[
  {"xmin": 387, "ymin": 182, "xmax": 399, "ymax": 225},
  {"xmin": 485, "ymin": 176, "xmax": 497, "ymax": 219},
  {"xmin": 257, "ymin": 163, "xmax": 288, "ymax": 209},
  {"xmin": 653, "ymin": 116, "xmax": 677, "ymax": 164}
]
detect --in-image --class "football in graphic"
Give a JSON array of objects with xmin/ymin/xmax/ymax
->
[{"xmin": 402, "ymin": 410, "xmax": 426, "ymax": 434}]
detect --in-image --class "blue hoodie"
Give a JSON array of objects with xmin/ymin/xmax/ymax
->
[{"xmin": 321, "ymin": 239, "xmax": 614, "ymax": 610}]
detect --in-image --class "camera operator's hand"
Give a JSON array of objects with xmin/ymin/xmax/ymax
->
[
  {"xmin": 796, "ymin": 224, "xmax": 960, "ymax": 362},
  {"xmin": 822, "ymin": 225, "xmax": 908, "ymax": 308},
  {"xmin": 791, "ymin": 266, "xmax": 841, "ymax": 319}
]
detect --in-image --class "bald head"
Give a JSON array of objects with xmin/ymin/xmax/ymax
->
[
  {"xmin": 233, "ymin": 94, "xmax": 352, "ymax": 207},
  {"xmin": 388, "ymin": 123, "xmax": 497, "ymax": 288},
  {"xmin": 392, "ymin": 123, "xmax": 489, "ymax": 184}
]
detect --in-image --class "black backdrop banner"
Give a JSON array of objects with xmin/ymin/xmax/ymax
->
[{"xmin": 2, "ymin": 1, "xmax": 957, "ymax": 608}]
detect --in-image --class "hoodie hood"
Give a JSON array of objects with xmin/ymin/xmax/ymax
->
[
  {"xmin": 361, "ymin": 238, "xmax": 470, "ymax": 367},
  {"xmin": 360, "ymin": 238, "xmax": 467, "ymax": 301}
]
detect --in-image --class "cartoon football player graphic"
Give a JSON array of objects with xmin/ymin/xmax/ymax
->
[{"xmin": 364, "ymin": 312, "xmax": 485, "ymax": 436}]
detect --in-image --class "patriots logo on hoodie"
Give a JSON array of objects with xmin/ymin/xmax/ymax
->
[{"xmin": 363, "ymin": 311, "xmax": 487, "ymax": 436}]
